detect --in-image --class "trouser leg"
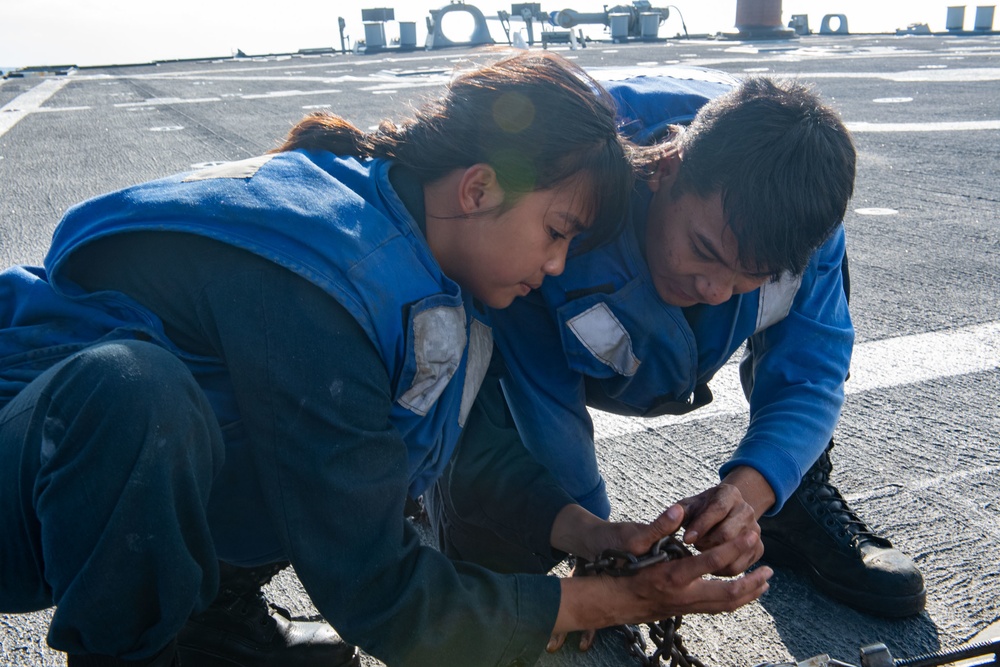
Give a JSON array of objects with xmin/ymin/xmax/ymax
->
[
  {"xmin": 424, "ymin": 477, "xmax": 562, "ymax": 576},
  {"xmin": 0, "ymin": 340, "xmax": 225, "ymax": 659}
]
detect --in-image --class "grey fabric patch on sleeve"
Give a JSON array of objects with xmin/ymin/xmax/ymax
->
[
  {"xmin": 182, "ymin": 154, "xmax": 277, "ymax": 182},
  {"xmin": 755, "ymin": 272, "xmax": 803, "ymax": 333},
  {"xmin": 458, "ymin": 319, "xmax": 493, "ymax": 427},
  {"xmin": 399, "ymin": 304, "xmax": 466, "ymax": 416},
  {"xmin": 566, "ymin": 302, "xmax": 640, "ymax": 376}
]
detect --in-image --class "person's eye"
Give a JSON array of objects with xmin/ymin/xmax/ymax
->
[
  {"xmin": 690, "ymin": 240, "xmax": 712, "ymax": 261},
  {"xmin": 548, "ymin": 227, "xmax": 568, "ymax": 241}
]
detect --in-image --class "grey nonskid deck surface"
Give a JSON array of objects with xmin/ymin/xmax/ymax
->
[{"xmin": 0, "ymin": 31, "xmax": 997, "ymax": 667}]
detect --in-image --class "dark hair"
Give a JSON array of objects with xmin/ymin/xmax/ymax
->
[
  {"xmin": 274, "ymin": 51, "xmax": 639, "ymax": 248},
  {"xmin": 670, "ymin": 77, "xmax": 856, "ymax": 276}
]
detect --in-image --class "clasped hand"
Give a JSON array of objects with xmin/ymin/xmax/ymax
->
[{"xmin": 548, "ymin": 486, "xmax": 769, "ymax": 653}]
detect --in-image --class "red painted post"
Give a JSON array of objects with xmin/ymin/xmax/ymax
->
[{"xmin": 730, "ymin": 0, "xmax": 795, "ymax": 39}]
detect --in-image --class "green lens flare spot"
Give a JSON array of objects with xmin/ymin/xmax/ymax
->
[{"xmin": 493, "ymin": 92, "xmax": 536, "ymax": 134}]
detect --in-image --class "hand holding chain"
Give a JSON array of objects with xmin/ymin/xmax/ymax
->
[{"xmin": 575, "ymin": 535, "xmax": 707, "ymax": 667}]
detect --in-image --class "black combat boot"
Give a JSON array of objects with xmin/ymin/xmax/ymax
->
[
  {"xmin": 759, "ymin": 441, "xmax": 926, "ymax": 617},
  {"xmin": 177, "ymin": 561, "xmax": 360, "ymax": 667}
]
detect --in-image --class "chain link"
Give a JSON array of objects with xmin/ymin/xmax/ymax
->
[{"xmin": 576, "ymin": 535, "xmax": 707, "ymax": 667}]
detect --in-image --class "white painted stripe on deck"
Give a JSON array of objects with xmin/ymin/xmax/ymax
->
[
  {"xmin": 111, "ymin": 88, "xmax": 345, "ymax": 107},
  {"xmin": 803, "ymin": 67, "xmax": 1000, "ymax": 83},
  {"xmin": 240, "ymin": 88, "xmax": 342, "ymax": 100},
  {"xmin": 0, "ymin": 78, "xmax": 71, "ymax": 137},
  {"xmin": 849, "ymin": 322, "xmax": 1000, "ymax": 392},
  {"xmin": 36, "ymin": 105, "xmax": 92, "ymax": 113},
  {"xmin": 592, "ymin": 321, "xmax": 1000, "ymax": 438},
  {"xmin": 847, "ymin": 120, "xmax": 1000, "ymax": 132},
  {"xmin": 116, "ymin": 96, "xmax": 222, "ymax": 107}
]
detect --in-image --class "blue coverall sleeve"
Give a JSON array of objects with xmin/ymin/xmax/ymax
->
[
  {"xmin": 720, "ymin": 227, "xmax": 854, "ymax": 512},
  {"xmin": 494, "ymin": 294, "xmax": 613, "ymax": 519}
]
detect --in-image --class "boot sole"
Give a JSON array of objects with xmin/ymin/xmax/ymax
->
[
  {"xmin": 177, "ymin": 645, "xmax": 362, "ymax": 667},
  {"xmin": 761, "ymin": 534, "xmax": 926, "ymax": 618}
]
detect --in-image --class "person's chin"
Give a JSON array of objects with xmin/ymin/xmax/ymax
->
[{"xmin": 483, "ymin": 292, "xmax": 516, "ymax": 309}]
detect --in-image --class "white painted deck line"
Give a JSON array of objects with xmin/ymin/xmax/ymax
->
[
  {"xmin": 0, "ymin": 78, "xmax": 71, "ymax": 137},
  {"xmin": 115, "ymin": 96, "xmax": 222, "ymax": 107},
  {"xmin": 784, "ymin": 67, "xmax": 1000, "ymax": 83},
  {"xmin": 592, "ymin": 321, "xmax": 1000, "ymax": 436},
  {"xmin": 848, "ymin": 120, "xmax": 1000, "ymax": 132}
]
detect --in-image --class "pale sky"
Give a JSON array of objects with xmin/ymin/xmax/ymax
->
[{"xmin": 0, "ymin": 0, "xmax": 973, "ymax": 70}]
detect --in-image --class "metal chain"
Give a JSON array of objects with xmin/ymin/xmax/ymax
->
[{"xmin": 576, "ymin": 535, "xmax": 707, "ymax": 667}]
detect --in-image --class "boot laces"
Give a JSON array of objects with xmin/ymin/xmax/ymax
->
[{"xmin": 800, "ymin": 452, "xmax": 891, "ymax": 550}]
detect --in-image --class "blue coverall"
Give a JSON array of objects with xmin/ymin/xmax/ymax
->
[
  {"xmin": 0, "ymin": 152, "xmax": 572, "ymax": 665},
  {"xmin": 493, "ymin": 68, "xmax": 854, "ymax": 519}
]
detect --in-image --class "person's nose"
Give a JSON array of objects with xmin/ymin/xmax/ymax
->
[
  {"xmin": 543, "ymin": 246, "xmax": 567, "ymax": 276},
  {"xmin": 695, "ymin": 270, "xmax": 736, "ymax": 305}
]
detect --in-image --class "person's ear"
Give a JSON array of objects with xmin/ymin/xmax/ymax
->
[
  {"xmin": 646, "ymin": 150, "xmax": 682, "ymax": 194},
  {"xmin": 458, "ymin": 164, "xmax": 504, "ymax": 214}
]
